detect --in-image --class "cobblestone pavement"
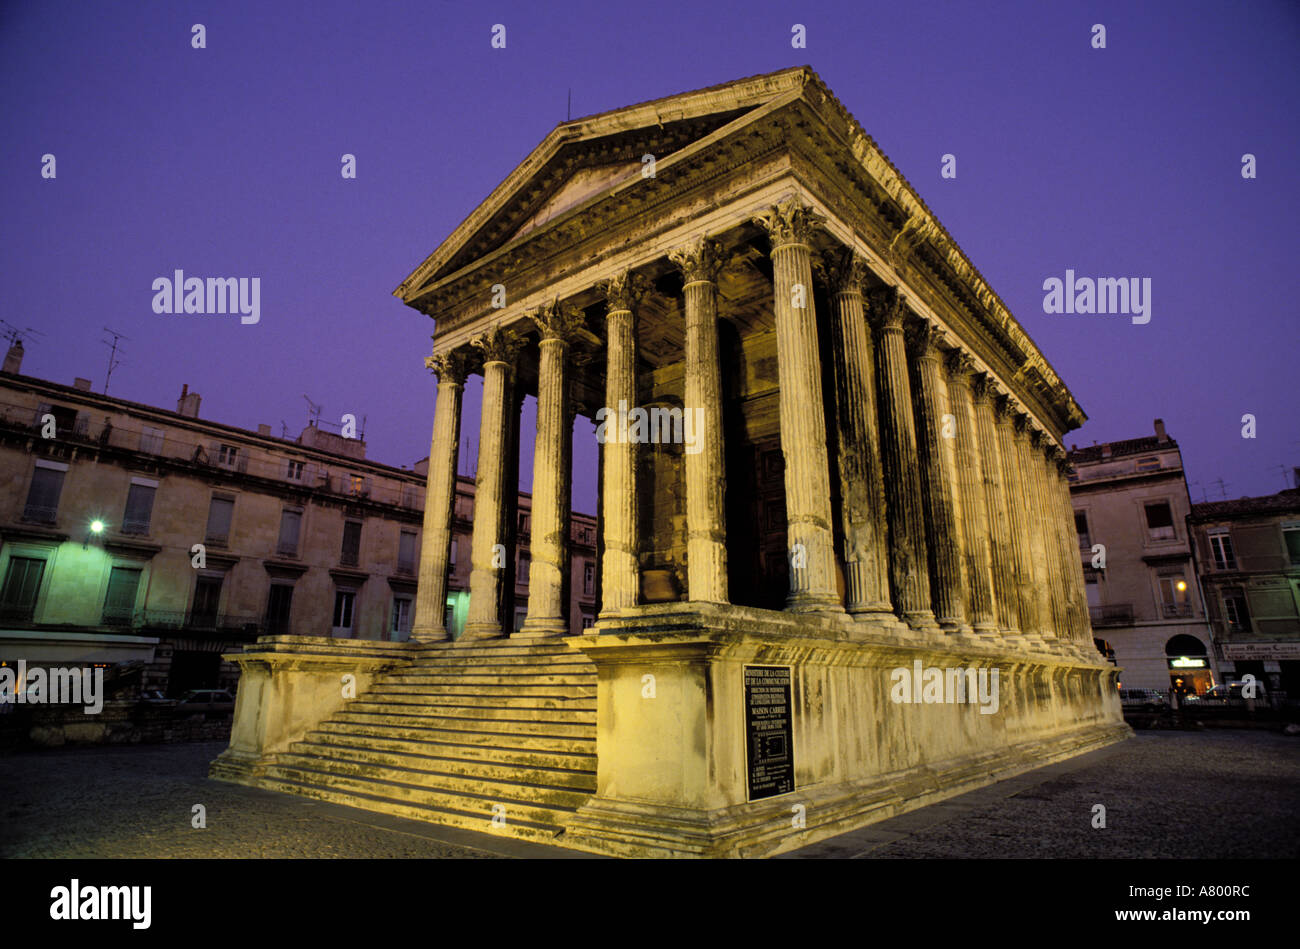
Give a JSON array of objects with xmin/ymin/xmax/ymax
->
[
  {"xmin": 783, "ymin": 729, "xmax": 1300, "ymax": 858},
  {"xmin": 2, "ymin": 731, "xmax": 1296, "ymax": 859}
]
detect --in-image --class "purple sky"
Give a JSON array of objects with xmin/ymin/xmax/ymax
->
[{"xmin": 3, "ymin": 0, "xmax": 1297, "ymax": 513}]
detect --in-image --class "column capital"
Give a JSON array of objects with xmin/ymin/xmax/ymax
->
[
  {"xmin": 1056, "ymin": 456, "xmax": 1075, "ymax": 477},
  {"xmin": 944, "ymin": 348, "xmax": 976, "ymax": 383},
  {"xmin": 470, "ymin": 324, "xmax": 524, "ymax": 365},
  {"xmin": 818, "ymin": 248, "xmax": 871, "ymax": 296},
  {"xmin": 866, "ymin": 285, "xmax": 909, "ymax": 330},
  {"xmin": 753, "ymin": 197, "xmax": 824, "ymax": 250},
  {"xmin": 904, "ymin": 318, "xmax": 946, "ymax": 361},
  {"xmin": 1029, "ymin": 428, "xmax": 1047, "ymax": 450},
  {"xmin": 600, "ymin": 270, "xmax": 649, "ymax": 313},
  {"xmin": 970, "ymin": 371, "xmax": 1000, "ymax": 405},
  {"xmin": 1012, "ymin": 412, "xmax": 1033, "ymax": 437},
  {"xmin": 528, "ymin": 300, "xmax": 586, "ymax": 342},
  {"xmin": 425, "ymin": 347, "xmax": 469, "ymax": 385},
  {"xmin": 993, "ymin": 392, "xmax": 1021, "ymax": 422},
  {"xmin": 669, "ymin": 238, "xmax": 726, "ymax": 284},
  {"xmin": 1043, "ymin": 442, "xmax": 1065, "ymax": 463}
]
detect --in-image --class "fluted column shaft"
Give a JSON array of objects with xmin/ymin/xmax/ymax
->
[
  {"xmin": 1054, "ymin": 459, "xmax": 1093, "ymax": 646},
  {"xmin": 946, "ymin": 355, "xmax": 997, "ymax": 634},
  {"xmin": 1042, "ymin": 447, "xmax": 1080, "ymax": 650},
  {"xmin": 908, "ymin": 322, "xmax": 967, "ymax": 630},
  {"xmin": 519, "ymin": 304, "xmax": 582, "ymax": 637},
  {"xmin": 994, "ymin": 398, "xmax": 1040, "ymax": 642},
  {"xmin": 1028, "ymin": 432, "xmax": 1064, "ymax": 644},
  {"xmin": 463, "ymin": 328, "xmax": 520, "ymax": 641},
  {"xmin": 671, "ymin": 240, "xmax": 728, "ymax": 604},
  {"xmin": 412, "ymin": 351, "xmax": 466, "ymax": 641},
  {"xmin": 972, "ymin": 378, "xmax": 1019, "ymax": 639},
  {"xmin": 1010, "ymin": 415, "xmax": 1050, "ymax": 644},
  {"xmin": 825, "ymin": 254, "xmax": 891, "ymax": 614},
  {"xmin": 869, "ymin": 290, "xmax": 935, "ymax": 629},
  {"xmin": 767, "ymin": 235, "xmax": 839, "ymax": 611},
  {"xmin": 598, "ymin": 274, "xmax": 642, "ymax": 618}
]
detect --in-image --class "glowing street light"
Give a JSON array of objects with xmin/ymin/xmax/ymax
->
[{"xmin": 90, "ymin": 519, "xmax": 104, "ymax": 534}]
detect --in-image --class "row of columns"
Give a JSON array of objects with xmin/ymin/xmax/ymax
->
[{"xmin": 412, "ymin": 197, "xmax": 1094, "ymax": 656}]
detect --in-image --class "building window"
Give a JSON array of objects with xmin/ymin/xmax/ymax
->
[
  {"xmin": 205, "ymin": 496, "xmax": 235, "ymax": 546},
  {"xmin": 514, "ymin": 607, "xmax": 528, "ymax": 632},
  {"xmin": 286, "ymin": 459, "xmax": 305, "ymax": 481},
  {"xmin": 1143, "ymin": 501, "xmax": 1175, "ymax": 540},
  {"xmin": 583, "ymin": 561, "xmax": 595, "ymax": 596},
  {"xmin": 1074, "ymin": 511, "xmax": 1090, "ymax": 548},
  {"xmin": 519, "ymin": 513, "xmax": 530, "ymax": 533},
  {"xmin": 391, "ymin": 596, "xmax": 413, "ymax": 640},
  {"xmin": 1083, "ymin": 568, "xmax": 1101, "ymax": 608},
  {"xmin": 1283, "ymin": 523, "xmax": 1300, "ymax": 566},
  {"xmin": 266, "ymin": 583, "xmax": 294, "ymax": 635},
  {"xmin": 102, "ymin": 566, "xmax": 143, "ymax": 626},
  {"xmin": 398, "ymin": 530, "xmax": 417, "ymax": 574},
  {"xmin": 1135, "ymin": 456, "xmax": 1160, "ymax": 472},
  {"xmin": 581, "ymin": 613, "xmax": 594, "ymax": 629},
  {"xmin": 1157, "ymin": 572, "xmax": 1192, "ymax": 619},
  {"xmin": 518, "ymin": 552, "xmax": 530, "ymax": 585},
  {"xmin": 1222, "ymin": 589, "xmax": 1251, "ymax": 633},
  {"xmin": 139, "ymin": 426, "xmax": 165, "ymax": 454},
  {"xmin": 332, "ymin": 589, "xmax": 357, "ymax": 636},
  {"xmin": 121, "ymin": 479, "xmax": 157, "ymax": 535},
  {"xmin": 191, "ymin": 575, "xmax": 223, "ymax": 627},
  {"xmin": 277, "ymin": 509, "xmax": 302, "ymax": 557},
  {"xmin": 1208, "ymin": 530, "xmax": 1236, "ymax": 570},
  {"xmin": 449, "ymin": 537, "xmax": 457, "ymax": 566},
  {"xmin": 217, "ymin": 444, "xmax": 239, "ymax": 467},
  {"xmin": 24, "ymin": 462, "xmax": 67, "ymax": 523},
  {"xmin": 0, "ymin": 556, "xmax": 46, "ymax": 621},
  {"xmin": 348, "ymin": 474, "xmax": 366, "ymax": 497},
  {"xmin": 341, "ymin": 521, "xmax": 362, "ymax": 566}
]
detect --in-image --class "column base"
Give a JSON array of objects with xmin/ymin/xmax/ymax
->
[
  {"xmin": 998, "ymin": 629, "xmax": 1029, "ymax": 648},
  {"xmin": 409, "ymin": 625, "xmax": 451, "ymax": 644},
  {"xmin": 847, "ymin": 601, "xmax": 896, "ymax": 617},
  {"xmin": 785, "ymin": 592, "xmax": 844, "ymax": 614},
  {"xmin": 513, "ymin": 620, "xmax": 567, "ymax": 639},
  {"xmin": 972, "ymin": 622, "xmax": 1001, "ymax": 640},
  {"xmin": 459, "ymin": 623, "xmax": 505, "ymax": 642},
  {"xmin": 903, "ymin": 610, "xmax": 941, "ymax": 632}
]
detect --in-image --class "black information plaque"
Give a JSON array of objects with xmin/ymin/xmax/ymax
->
[{"xmin": 744, "ymin": 664, "xmax": 795, "ymax": 801}]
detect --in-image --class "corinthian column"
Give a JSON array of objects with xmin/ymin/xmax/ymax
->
[
  {"xmin": 907, "ymin": 319, "xmax": 968, "ymax": 632},
  {"xmin": 518, "ymin": 302, "xmax": 584, "ymax": 638},
  {"xmin": 945, "ymin": 351, "xmax": 998, "ymax": 637},
  {"xmin": 754, "ymin": 199, "xmax": 840, "ymax": 613},
  {"xmin": 1054, "ymin": 453, "xmax": 1093, "ymax": 650},
  {"xmin": 822, "ymin": 250, "xmax": 891, "ymax": 615},
  {"xmin": 462, "ymin": 325, "xmax": 522, "ymax": 641},
  {"xmin": 1028, "ymin": 429, "xmax": 1063, "ymax": 645},
  {"xmin": 994, "ymin": 395, "xmax": 1041, "ymax": 645},
  {"xmin": 597, "ymin": 271, "xmax": 645, "ymax": 619},
  {"xmin": 867, "ymin": 287, "xmax": 936, "ymax": 631},
  {"xmin": 1042, "ymin": 444, "xmax": 1080, "ymax": 653},
  {"xmin": 972, "ymin": 375, "xmax": 1021, "ymax": 642},
  {"xmin": 411, "ymin": 348, "xmax": 467, "ymax": 641},
  {"xmin": 668, "ymin": 238, "xmax": 728, "ymax": 604}
]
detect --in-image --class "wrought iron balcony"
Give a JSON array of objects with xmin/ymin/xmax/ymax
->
[{"xmin": 1089, "ymin": 603, "xmax": 1134, "ymax": 627}]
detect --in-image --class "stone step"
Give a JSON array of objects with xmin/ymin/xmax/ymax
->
[
  {"xmin": 361, "ymin": 690, "xmax": 596, "ymax": 711},
  {"xmin": 381, "ymin": 672, "xmax": 595, "ymax": 687},
  {"xmin": 400, "ymin": 658, "xmax": 595, "ymax": 673},
  {"xmin": 314, "ymin": 719, "xmax": 595, "ymax": 754},
  {"xmin": 412, "ymin": 642, "xmax": 582, "ymax": 660},
  {"xmin": 343, "ymin": 700, "xmax": 596, "ymax": 723},
  {"xmin": 254, "ymin": 773, "xmax": 569, "ymax": 842},
  {"xmin": 303, "ymin": 727, "xmax": 596, "ymax": 770},
  {"xmin": 289, "ymin": 739, "xmax": 596, "ymax": 789},
  {"xmin": 263, "ymin": 760, "xmax": 585, "ymax": 825},
  {"xmin": 335, "ymin": 709, "xmax": 594, "ymax": 738},
  {"xmin": 375, "ymin": 681, "xmax": 596, "ymax": 697}
]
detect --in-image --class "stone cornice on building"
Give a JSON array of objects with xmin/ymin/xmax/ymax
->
[{"xmin": 393, "ymin": 66, "xmax": 1086, "ymax": 439}]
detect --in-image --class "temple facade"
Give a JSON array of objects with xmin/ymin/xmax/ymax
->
[{"xmin": 214, "ymin": 67, "xmax": 1128, "ymax": 857}]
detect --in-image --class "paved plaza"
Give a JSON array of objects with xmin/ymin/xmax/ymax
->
[{"xmin": 1, "ymin": 730, "xmax": 1296, "ymax": 859}]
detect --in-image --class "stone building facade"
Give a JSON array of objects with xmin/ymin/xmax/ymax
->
[
  {"xmin": 1188, "ymin": 486, "xmax": 1300, "ymax": 697},
  {"xmin": 1066, "ymin": 421, "xmax": 1219, "ymax": 693},
  {"xmin": 216, "ymin": 67, "xmax": 1127, "ymax": 857}
]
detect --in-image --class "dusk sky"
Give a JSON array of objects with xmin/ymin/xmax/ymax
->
[{"xmin": 2, "ymin": 0, "xmax": 1296, "ymax": 513}]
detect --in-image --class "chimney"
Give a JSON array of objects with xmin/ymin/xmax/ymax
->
[
  {"xmin": 2, "ymin": 340, "xmax": 23, "ymax": 375},
  {"xmin": 1154, "ymin": 418, "xmax": 1169, "ymax": 443},
  {"xmin": 257, "ymin": 423, "xmax": 272, "ymax": 437},
  {"xmin": 73, "ymin": 377, "xmax": 92, "ymax": 392},
  {"xmin": 177, "ymin": 383, "xmax": 201, "ymax": 418}
]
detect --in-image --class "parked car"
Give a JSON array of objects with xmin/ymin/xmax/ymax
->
[
  {"xmin": 138, "ymin": 689, "xmax": 175, "ymax": 705},
  {"xmin": 175, "ymin": 689, "xmax": 236, "ymax": 714},
  {"xmin": 1119, "ymin": 688, "xmax": 1166, "ymax": 710}
]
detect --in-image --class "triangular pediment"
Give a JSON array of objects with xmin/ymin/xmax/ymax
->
[{"xmin": 396, "ymin": 67, "xmax": 815, "ymax": 301}]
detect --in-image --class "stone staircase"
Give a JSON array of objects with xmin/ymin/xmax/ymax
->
[{"xmin": 255, "ymin": 639, "xmax": 597, "ymax": 844}]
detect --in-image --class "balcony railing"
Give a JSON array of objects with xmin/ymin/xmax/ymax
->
[
  {"xmin": 1089, "ymin": 603, "xmax": 1134, "ymax": 627},
  {"xmin": 131, "ymin": 609, "xmax": 262, "ymax": 640},
  {"xmin": 22, "ymin": 503, "xmax": 59, "ymax": 524},
  {"xmin": 1161, "ymin": 602, "xmax": 1194, "ymax": 619}
]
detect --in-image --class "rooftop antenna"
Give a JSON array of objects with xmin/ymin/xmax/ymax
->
[
  {"xmin": 1269, "ymin": 464, "xmax": 1291, "ymax": 490},
  {"xmin": 1209, "ymin": 478, "xmax": 1229, "ymax": 500},
  {"xmin": 280, "ymin": 420, "xmax": 290, "ymax": 438},
  {"xmin": 101, "ymin": 327, "xmax": 130, "ymax": 394},
  {"xmin": 1188, "ymin": 481, "xmax": 1208, "ymax": 504},
  {"xmin": 302, "ymin": 394, "xmax": 322, "ymax": 429},
  {"xmin": 0, "ymin": 319, "xmax": 46, "ymax": 349},
  {"xmin": 567, "ymin": 88, "xmax": 571, "ymax": 121}
]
